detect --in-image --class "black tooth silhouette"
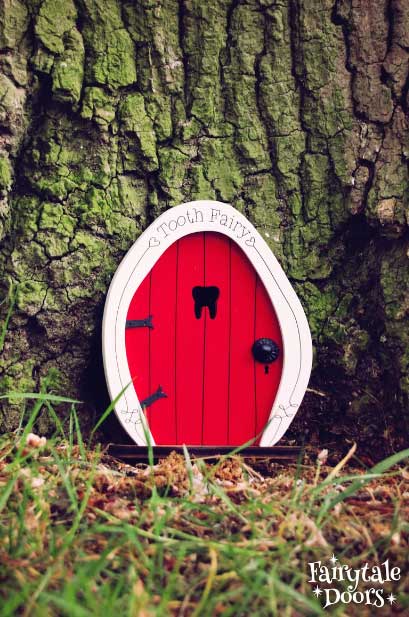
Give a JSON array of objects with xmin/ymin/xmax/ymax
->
[
  {"xmin": 194, "ymin": 299, "xmax": 203, "ymax": 319},
  {"xmin": 209, "ymin": 299, "xmax": 217, "ymax": 319},
  {"xmin": 192, "ymin": 286, "xmax": 220, "ymax": 320}
]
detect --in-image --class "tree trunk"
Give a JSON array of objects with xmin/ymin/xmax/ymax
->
[{"xmin": 1, "ymin": 0, "xmax": 409, "ymax": 455}]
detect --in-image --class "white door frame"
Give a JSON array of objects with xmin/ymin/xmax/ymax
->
[{"xmin": 102, "ymin": 200, "xmax": 313, "ymax": 446}]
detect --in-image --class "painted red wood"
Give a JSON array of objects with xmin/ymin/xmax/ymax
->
[
  {"xmin": 254, "ymin": 275, "xmax": 284, "ymax": 443},
  {"xmin": 202, "ymin": 233, "xmax": 231, "ymax": 444},
  {"xmin": 124, "ymin": 231, "xmax": 283, "ymax": 446},
  {"xmin": 228, "ymin": 241, "xmax": 257, "ymax": 445},
  {"xmin": 125, "ymin": 273, "xmax": 150, "ymax": 409},
  {"xmin": 175, "ymin": 233, "xmax": 205, "ymax": 444},
  {"xmin": 149, "ymin": 242, "xmax": 178, "ymax": 443}
]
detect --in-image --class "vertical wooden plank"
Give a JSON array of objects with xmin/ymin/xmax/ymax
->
[
  {"xmin": 149, "ymin": 242, "xmax": 178, "ymax": 444},
  {"xmin": 175, "ymin": 233, "xmax": 205, "ymax": 444},
  {"xmin": 254, "ymin": 276, "xmax": 284, "ymax": 442},
  {"xmin": 202, "ymin": 233, "xmax": 230, "ymax": 445},
  {"xmin": 125, "ymin": 273, "xmax": 151, "ymax": 412},
  {"xmin": 228, "ymin": 242, "xmax": 257, "ymax": 445}
]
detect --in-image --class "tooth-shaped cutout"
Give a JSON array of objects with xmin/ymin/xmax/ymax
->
[
  {"xmin": 192, "ymin": 286, "xmax": 220, "ymax": 319},
  {"xmin": 103, "ymin": 200, "xmax": 312, "ymax": 448}
]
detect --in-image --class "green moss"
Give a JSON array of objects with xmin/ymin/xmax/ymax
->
[
  {"xmin": 123, "ymin": 0, "xmax": 183, "ymax": 140},
  {"xmin": 27, "ymin": 115, "xmax": 118, "ymax": 197},
  {"xmin": 260, "ymin": 73, "xmax": 302, "ymax": 137},
  {"xmin": 70, "ymin": 178, "xmax": 143, "ymax": 243},
  {"xmin": 31, "ymin": 45, "xmax": 55, "ymax": 74},
  {"xmin": 15, "ymin": 280, "xmax": 48, "ymax": 315},
  {"xmin": 120, "ymin": 94, "xmax": 158, "ymax": 170},
  {"xmin": 302, "ymin": 154, "xmax": 331, "ymax": 221},
  {"xmin": 296, "ymin": 281, "xmax": 370, "ymax": 374},
  {"xmin": 12, "ymin": 197, "xmax": 40, "ymax": 240},
  {"xmin": 80, "ymin": 0, "xmax": 136, "ymax": 89},
  {"xmin": 106, "ymin": 214, "xmax": 141, "ymax": 251},
  {"xmin": 200, "ymin": 138, "xmax": 244, "ymax": 202},
  {"xmin": 34, "ymin": 177, "xmax": 77, "ymax": 202},
  {"xmin": 260, "ymin": 5, "xmax": 302, "ymax": 136},
  {"xmin": 0, "ymin": 74, "xmax": 26, "ymax": 137},
  {"xmin": 182, "ymin": 0, "xmax": 230, "ymax": 130},
  {"xmin": 91, "ymin": 28, "xmax": 136, "ymax": 88},
  {"xmin": 79, "ymin": 186, "xmax": 113, "ymax": 232},
  {"xmin": 366, "ymin": 131, "xmax": 409, "ymax": 237},
  {"xmin": 0, "ymin": 358, "xmax": 63, "ymax": 434},
  {"xmin": 40, "ymin": 234, "xmax": 70, "ymax": 258},
  {"xmin": 253, "ymin": 4, "xmax": 307, "ymax": 228},
  {"xmin": 242, "ymin": 173, "xmax": 281, "ymax": 241},
  {"xmin": 181, "ymin": 118, "xmax": 203, "ymax": 142},
  {"xmin": 222, "ymin": 5, "xmax": 270, "ymax": 171},
  {"xmin": 117, "ymin": 175, "xmax": 148, "ymax": 219},
  {"xmin": 158, "ymin": 147, "xmax": 188, "ymax": 194},
  {"xmin": 39, "ymin": 203, "xmax": 75, "ymax": 236},
  {"xmin": 188, "ymin": 165, "xmax": 215, "ymax": 201},
  {"xmin": 52, "ymin": 28, "xmax": 84, "ymax": 106},
  {"xmin": 295, "ymin": 282, "xmax": 338, "ymax": 340},
  {"xmin": 39, "ymin": 367, "xmax": 64, "ymax": 398},
  {"xmin": 11, "ymin": 242, "xmax": 48, "ymax": 281},
  {"xmin": 0, "ymin": 0, "xmax": 29, "ymax": 49},
  {"xmin": 0, "ymin": 155, "xmax": 12, "ymax": 190},
  {"xmin": 37, "ymin": 203, "xmax": 76, "ymax": 257},
  {"xmin": 35, "ymin": 0, "xmax": 77, "ymax": 54},
  {"xmin": 284, "ymin": 226, "xmax": 325, "ymax": 280},
  {"xmin": 5, "ymin": 52, "xmax": 28, "ymax": 88},
  {"xmin": 293, "ymin": 0, "xmax": 357, "ymax": 194},
  {"xmin": 146, "ymin": 99, "xmax": 173, "ymax": 142},
  {"xmin": 281, "ymin": 151, "xmax": 348, "ymax": 279},
  {"xmin": 81, "ymin": 87, "xmax": 117, "ymax": 128},
  {"xmin": 70, "ymin": 231, "xmax": 114, "ymax": 277},
  {"xmin": 235, "ymin": 123, "xmax": 270, "ymax": 170},
  {"xmin": 0, "ymin": 359, "xmax": 36, "ymax": 402}
]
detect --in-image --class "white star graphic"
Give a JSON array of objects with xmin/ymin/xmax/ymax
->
[
  {"xmin": 329, "ymin": 554, "xmax": 338, "ymax": 564},
  {"xmin": 313, "ymin": 586, "xmax": 322, "ymax": 597},
  {"xmin": 387, "ymin": 593, "xmax": 397, "ymax": 605}
]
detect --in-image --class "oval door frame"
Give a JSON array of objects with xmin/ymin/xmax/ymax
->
[{"xmin": 102, "ymin": 200, "xmax": 313, "ymax": 447}]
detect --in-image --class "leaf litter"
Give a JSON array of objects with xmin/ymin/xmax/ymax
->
[{"xmin": 0, "ymin": 434, "xmax": 408, "ymax": 616}]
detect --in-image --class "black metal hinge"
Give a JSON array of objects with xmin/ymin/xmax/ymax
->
[
  {"xmin": 126, "ymin": 315, "xmax": 154, "ymax": 329},
  {"xmin": 141, "ymin": 385, "xmax": 167, "ymax": 409}
]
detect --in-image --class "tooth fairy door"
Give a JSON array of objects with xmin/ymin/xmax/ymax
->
[{"xmin": 103, "ymin": 200, "xmax": 313, "ymax": 447}]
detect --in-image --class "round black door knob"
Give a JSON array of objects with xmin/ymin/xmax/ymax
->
[{"xmin": 252, "ymin": 338, "xmax": 280, "ymax": 364}]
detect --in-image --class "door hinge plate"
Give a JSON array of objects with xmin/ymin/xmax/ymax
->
[
  {"xmin": 126, "ymin": 315, "xmax": 154, "ymax": 329},
  {"xmin": 141, "ymin": 385, "xmax": 167, "ymax": 408}
]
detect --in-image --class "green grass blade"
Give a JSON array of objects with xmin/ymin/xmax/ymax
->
[
  {"xmin": 0, "ymin": 392, "xmax": 82, "ymax": 403},
  {"xmin": 72, "ymin": 405, "xmax": 86, "ymax": 459},
  {"xmin": 40, "ymin": 594, "xmax": 90, "ymax": 617},
  {"xmin": 317, "ymin": 447, "xmax": 409, "ymax": 523},
  {"xmin": 0, "ymin": 279, "xmax": 17, "ymax": 354},
  {"xmin": 89, "ymin": 382, "xmax": 132, "ymax": 441},
  {"xmin": 45, "ymin": 401, "xmax": 67, "ymax": 439}
]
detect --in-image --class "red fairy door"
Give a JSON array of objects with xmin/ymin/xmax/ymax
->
[{"xmin": 125, "ymin": 232, "xmax": 283, "ymax": 446}]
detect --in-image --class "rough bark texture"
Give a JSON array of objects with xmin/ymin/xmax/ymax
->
[{"xmin": 1, "ymin": 0, "xmax": 409, "ymax": 455}]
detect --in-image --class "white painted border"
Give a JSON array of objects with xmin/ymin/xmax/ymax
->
[{"xmin": 102, "ymin": 200, "xmax": 312, "ymax": 446}]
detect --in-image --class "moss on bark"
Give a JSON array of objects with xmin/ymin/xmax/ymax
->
[{"xmin": 1, "ymin": 0, "xmax": 409, "ymax": 455}]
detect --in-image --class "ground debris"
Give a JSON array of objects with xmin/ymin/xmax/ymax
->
[{"xmin": 0, "ymin": 435, "xmax": 408, "ymax": 616}]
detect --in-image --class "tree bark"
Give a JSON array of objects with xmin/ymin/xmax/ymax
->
[{"xmin": 1, "ymin": 0, "xmax": 409, "ymax": 455}]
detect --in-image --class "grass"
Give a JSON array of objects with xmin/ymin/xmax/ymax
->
[{"xmin": 0, "ymin": 399, "xmax": 408, "ymax": 616}]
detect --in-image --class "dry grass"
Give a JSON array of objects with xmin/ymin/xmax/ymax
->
[{"xmin": 0, "ymin": 421, "xmax": 408, "ymax": 616}]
